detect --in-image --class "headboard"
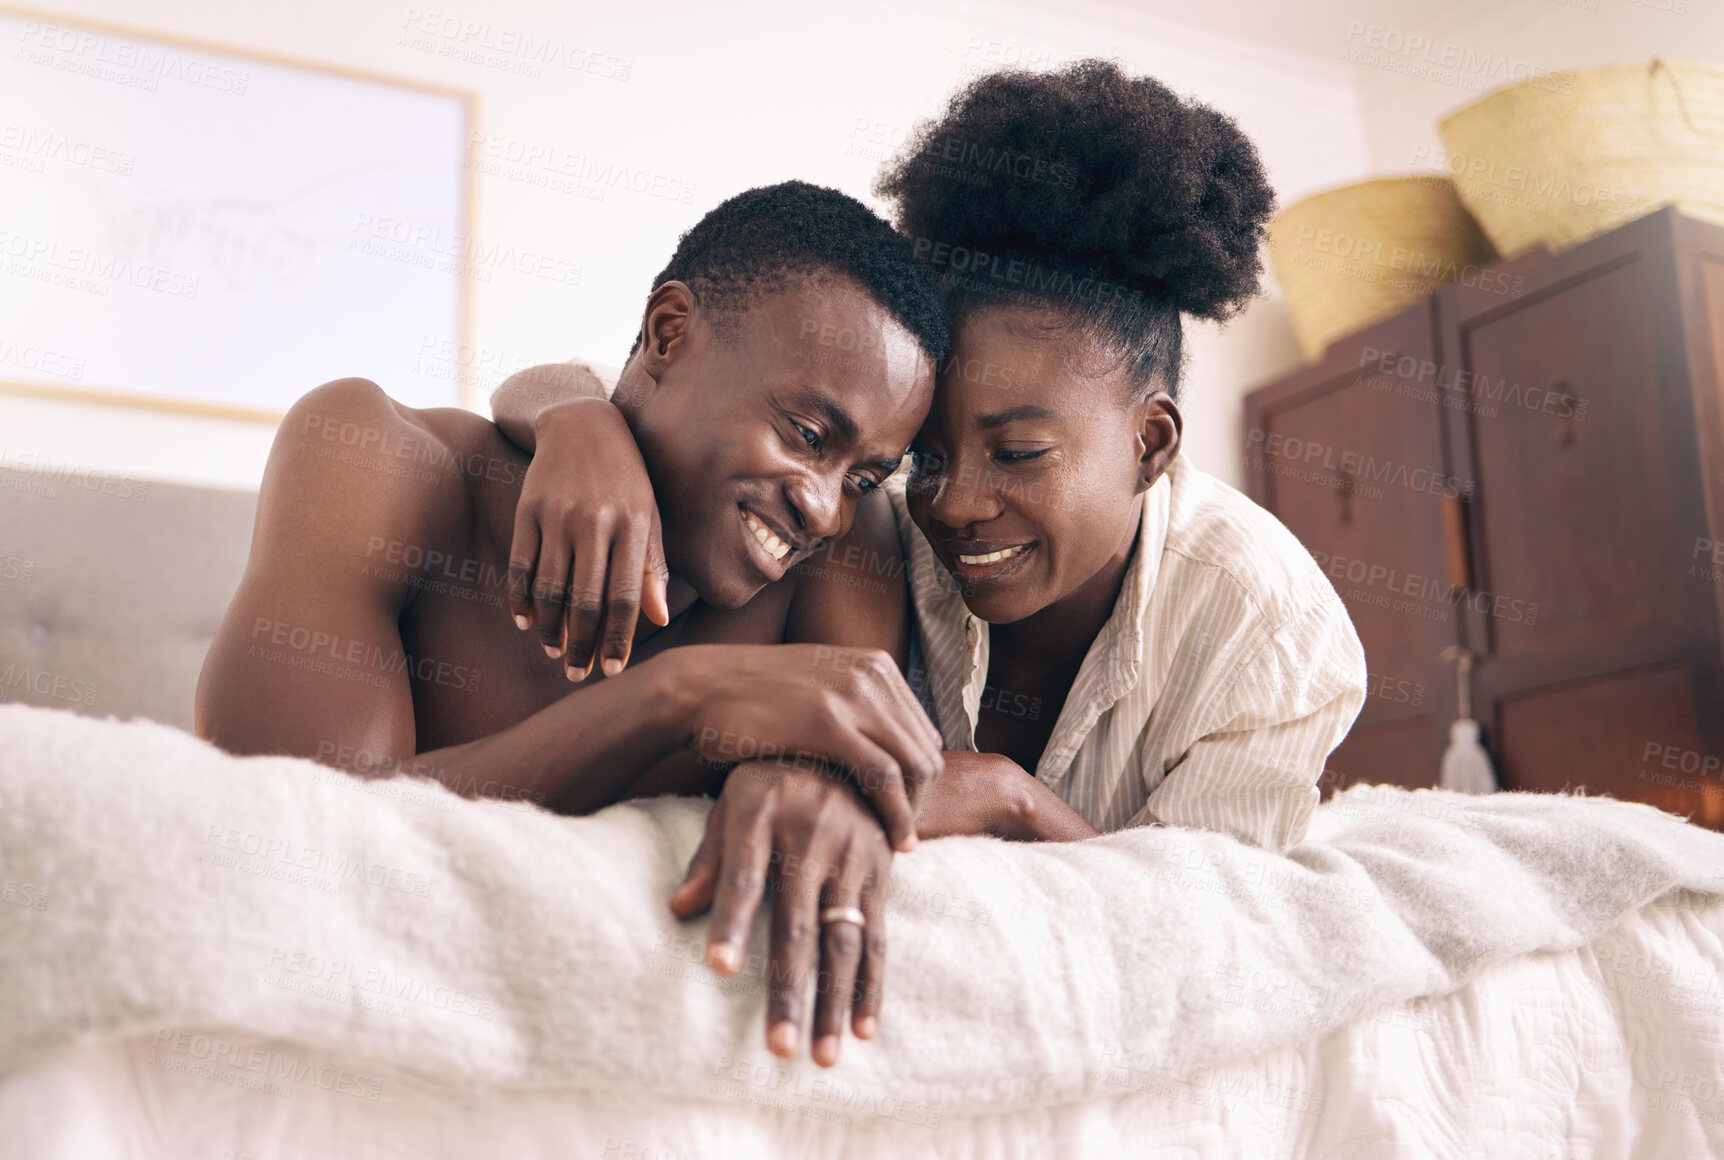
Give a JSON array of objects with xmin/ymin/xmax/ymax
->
[{"xmin": 0, "ymin": 467, "xmax": 258, "ymax": 732}]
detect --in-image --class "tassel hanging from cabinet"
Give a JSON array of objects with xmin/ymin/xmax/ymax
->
[{"xmin": 1438, "ymin": 647, "xmax": 1497, "ymax": 795}]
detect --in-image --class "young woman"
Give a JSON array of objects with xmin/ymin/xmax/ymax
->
[{"xmin": 876, "ymin": 61, "xmax": 1368, "ymax": 851}]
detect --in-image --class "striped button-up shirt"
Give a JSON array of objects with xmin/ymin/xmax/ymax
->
[{"xmin": 888, "ymin": 454, "xmax": 1367, "ymax": 852}]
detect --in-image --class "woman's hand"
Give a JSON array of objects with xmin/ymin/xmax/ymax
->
[
  {"xmin": 670, "ymin": 759, "xmax": 893, "ymax": 1069},
  {"xmin": 504, "ymin": 397, "xmax": 671, "ymax": 681},
  {"xmin": 916, "ymin": 750, "xmax": 1099, "ymax": 842}
]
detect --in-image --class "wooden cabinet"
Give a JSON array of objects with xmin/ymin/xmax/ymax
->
[{"xmin": 1244, "ymin": 208, "xmax": 1724, "ymax": 829}]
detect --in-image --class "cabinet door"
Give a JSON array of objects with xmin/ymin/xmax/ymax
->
[
  {"xmin": 1447, "ymin": 214, "xmax": 1718, "ymax": 825},
  {"xmin": 1244, "ymin": 308, "xmax": 1458, "ymax": 794}
]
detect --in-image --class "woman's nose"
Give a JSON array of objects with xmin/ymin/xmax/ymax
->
[{"xmin": 930, "ymin": 458, "xmax": 1004, "ymax": 529}]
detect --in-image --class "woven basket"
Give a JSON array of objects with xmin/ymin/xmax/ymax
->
[
  {"xmin": 1267, "ymin": 177, "xmax": 1495, "ymax": 363},
  {"xmin": 1439, "ymin": 59, "xmax": 1724, "ymax": 257}
]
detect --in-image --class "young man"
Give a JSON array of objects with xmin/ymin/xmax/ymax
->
[{"xmin": 196, "ymin": 182, "xmax": 952, "ymax": 1067}]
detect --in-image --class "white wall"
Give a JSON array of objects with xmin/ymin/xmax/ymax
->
[
  {"xmin": 6, "ymin": 0, "xmax": 1375, "ymax": 491},
  {"xmin": 1341, "ymin": 0, "xmax": 1724, "ymax": 175}
]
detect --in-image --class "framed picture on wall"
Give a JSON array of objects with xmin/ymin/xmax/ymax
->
[{"xmin": 0, "ymin": 7, "xmax": 476, "ymax": 418}]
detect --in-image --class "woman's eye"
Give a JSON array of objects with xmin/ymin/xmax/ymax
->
[
  {"xmin": 993, "ymin": 447, "xmax": 1049, "ymax": 464},
  {"xmin": 909, "ymin": 449, "xmax": 943, "ymax": 474}
]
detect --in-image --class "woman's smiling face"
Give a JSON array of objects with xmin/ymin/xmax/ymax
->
[{"xmin": 905, "ymin": 303, "xmax": 1181, "ymax": 625}]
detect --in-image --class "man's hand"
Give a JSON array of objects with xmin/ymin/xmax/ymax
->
[
  {"xmin": 504, "ymin": 397, "xmax": 671, "ymax": 681},
  {"xmin": 670, "ymin": 760, "xmax": 892, "ymax": 1068},
  {"xmin": 671, "ymin": 643, "xmax": 944, "ymax": 853},
  {"xmin": 916, "ymin": 751, "xmax": 1100, "ymax": 842}
]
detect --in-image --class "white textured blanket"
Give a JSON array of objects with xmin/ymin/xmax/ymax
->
[{"xmin": 2, "ymin": 702, "xmax": 1723, "ymax": 1122}]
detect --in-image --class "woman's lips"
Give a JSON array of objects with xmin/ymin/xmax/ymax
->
[
  {"xmin": 945, "ymin": 541, "xmax": 1035, "ymax": 583},
  {"xmin": 955, "ymin": 544, "xmax": 1027, "ymax": 566}
]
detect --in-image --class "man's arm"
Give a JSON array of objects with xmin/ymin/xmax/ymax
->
[
  {"xmin": 195, "ymin": 378, "xmax": 692, "ymax": 809},
  {"xmin": 489, "ymin": 361, "xmax": 610, "ymax": 454},
  {"xmin": 196, "ymin": 378, "xmax": 939, "ymax": 815}
]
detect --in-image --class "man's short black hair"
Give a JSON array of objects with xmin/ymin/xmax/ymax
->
[{"xmin": 631, "ymin": 180, "xmax": 950, "ymax": 364}]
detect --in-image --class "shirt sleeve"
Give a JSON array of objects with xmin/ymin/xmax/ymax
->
[{"xmin": 1128, "ymin": 589, "xmax": 1367, "ymax": 852}]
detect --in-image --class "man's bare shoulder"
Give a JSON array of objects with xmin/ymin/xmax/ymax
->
[{"xmin": 258, "ymin": 378, "xmax": 482, "ymax": 570}]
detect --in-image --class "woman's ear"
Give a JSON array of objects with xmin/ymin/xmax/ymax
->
[
  {"xmin": 1135, "ymin": 391, "xmax": 1182, "ymax": 494},
  {"xmin": 639, "ymin": 281, "xmax": 696, "ymax": 379}
]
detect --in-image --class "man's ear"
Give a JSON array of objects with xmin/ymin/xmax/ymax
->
[
  {"xmin": 1135, "ymin": 391, "xmax": 1182, "ymax": 494},
  {"xmin": 639, "ymin": 281, "xmax": 697, "ymax": 379}
]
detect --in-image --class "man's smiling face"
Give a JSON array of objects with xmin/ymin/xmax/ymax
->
[{"xmin": 626, "ymin": 275, "xmax": 935, "ymax": 609}]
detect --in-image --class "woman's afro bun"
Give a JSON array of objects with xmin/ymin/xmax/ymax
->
[{"xmin": 875, "ymin": 59, "xmax": 1276, "ymax": 322}]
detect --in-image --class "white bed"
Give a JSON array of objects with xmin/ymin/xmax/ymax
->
[{"xmin": 3, "ymin": 703, "xmax": 1723, "ymax": 1159}]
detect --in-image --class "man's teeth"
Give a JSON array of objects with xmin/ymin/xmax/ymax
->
[
  {"xmin": 744, "ymin": 511, "xmax": 791, "ymax": 562},
  {"xmin": 957, "ymin": 544, "xmax": 1028, "ymax": 565}
]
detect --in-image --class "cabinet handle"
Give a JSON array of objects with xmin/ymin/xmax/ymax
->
[
  {"xmin": 1442, "ymin": 488, "xmax": 1473, "ymax": 591},
  {"xmin": 1548, "ymin": 379, "xmax": 1580, "ymax": 447}
]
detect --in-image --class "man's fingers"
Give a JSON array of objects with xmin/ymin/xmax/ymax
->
[
  {"xmin": 703, "ymin": 792, "xmax": 773, "ymax": 974},
  {"xmin": 810, "ymin": 870, "xmax": 868, "ymax": 1068},
  {"xmin": 840, "ymin": 727, "xmax": 917, "ymax": 854},
  {"xmin": 598, "ymin": 521, "xmax": 650, "ymax": 678},
  {"xmin": 669, "ymin": 796, "xmax": 726, "ymax": 919},
  {"xmin": 852, "ymin": 859, "xmax": 889, "ymax": 1041},
  {"xmin": 506, "ymin": 503, "xmax": 542, "ymax": 631},
  {"xmin": 766, "ymin": 843, "xmax": 826, "ymax": 1060}
]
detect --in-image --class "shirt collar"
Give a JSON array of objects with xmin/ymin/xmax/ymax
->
[{"xmin": 940, "ymin": 457, "xmax": 1178, "ymax": 778}]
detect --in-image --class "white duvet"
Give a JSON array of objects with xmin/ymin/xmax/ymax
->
[{"xmin": 2, "ymin": 703, "xmax": 1724, "ymax": 1158}]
